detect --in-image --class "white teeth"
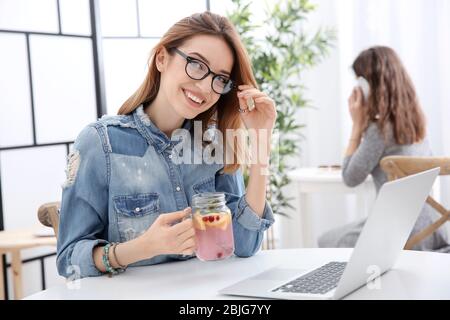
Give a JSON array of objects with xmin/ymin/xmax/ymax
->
[{"xmin": 185, "ymin": 90, "xmax": 203, "ymax": 104}]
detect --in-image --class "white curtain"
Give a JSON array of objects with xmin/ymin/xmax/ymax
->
[{"xmin": 336, "ymin": 0, "xmax": 450, "ymax": 154}]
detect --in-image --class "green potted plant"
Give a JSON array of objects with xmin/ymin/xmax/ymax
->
[{"xmin": 227, "ymin": 0, "xmax": 335, "ymax": 248}]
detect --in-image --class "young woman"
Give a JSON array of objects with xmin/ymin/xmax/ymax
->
[
  {"xmin": 57, "ymin": 12, "xmax": 277, "ymax": 278},
  {"xmin": 319, "ymin": 46, "xmax": 449, "ymax": 251}
]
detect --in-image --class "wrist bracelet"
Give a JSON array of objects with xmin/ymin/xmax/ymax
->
[
  {"xmin": 111, "ymin": 242, "xmax": 127, "ymax": 270},
  {"xmin": 102, "ymin": 243, "xmax": 120, "ymax": 276}
]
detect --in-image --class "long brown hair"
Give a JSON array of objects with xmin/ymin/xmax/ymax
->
[
  {"xmin": 352, "ymin": 46, "xmax": 426, "ymax": 145},
  {"xmin": 118, "ymin": 12, "xmax": 257, "ymax": 173}
]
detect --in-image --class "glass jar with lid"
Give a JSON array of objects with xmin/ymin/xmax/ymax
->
[{"xmin": 192, "ymin": 192, "xmax": 234, "ymax": 261}]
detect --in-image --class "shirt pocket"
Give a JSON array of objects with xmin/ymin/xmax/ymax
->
[
  {"xmin": 113, "ymin": 193, "xmax": 160, "ymax": 242},
  {"xmin": 192, "ymin": 176, "xmax": 216, "ymax": 194}
]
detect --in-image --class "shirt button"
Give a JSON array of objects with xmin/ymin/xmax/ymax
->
[
  {"xmin": 168, "ymin": 154, "xmax": 173, "ymax": 159},
  {"xmin": 176, "ymin": 186, "xmax": 181, "ymax": 192},
  {"xmin": 135, "ymin": 207, "xmax": 141, "ymax": 212}
]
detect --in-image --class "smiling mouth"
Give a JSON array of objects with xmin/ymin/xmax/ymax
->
[{"xmin": 183, "ymin": 89, "xmax": 205, "ymax": 107}]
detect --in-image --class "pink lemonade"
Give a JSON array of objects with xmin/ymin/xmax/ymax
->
[{"xmin": 193, "ymin": 211, "xmax": 234, "ymax": 261}]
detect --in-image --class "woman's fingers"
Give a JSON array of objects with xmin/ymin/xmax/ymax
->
[
  {"xmin": 237, "ymin": 89, "xmax": 265, "ymax": 100},
  {"xmin": 253, "ymin": 97, "xmax": 275, "ymax": 110},
  {"xmin": 181, "ymin": 248, "xmax": 195, "ymax": 256},
  {"xmin": 237, "ymin": 87, "xmax": 259, "ymax": 96},
  {"xmin": 253, "ymin": 97, "xmax": 276, "ymax": 116},
  {"xmin": 179, "ymin": 237, "xmax": 196, "ymax": 255},
  {"xmin": 170, "ymin": 217, "xmax": 194, "ymax": 236},
  {"xmin": 177, "ymin": 225, "xmax": 196, "ymax": 245},
  {"xmin": 253, "ymin": 96, "xmax": 274, "ymax": 105},
  {"xmin": 237, "ymin": 89, "xmax": 259, "ymax": 109},
  {"xmin": 237, "ymin": 88, "xmax": 268, "ymax": 112},
  {"xmin": 160, "ymin": 207, "xmax": 191, "ymax": 225},
  {"xmin": 237, "ymin": 86, "xmax": 260, "ymax": 100},
  {"xmin": 238, "ymin": 84, "xmax": 254, "ymax": 91},
  {"xmin": 349, "ymin": 88, "xmax": 360, "ymax": 110},
  {"xmin": 355, "ymin": 87, "xmax": 363, "ymax": 103}
]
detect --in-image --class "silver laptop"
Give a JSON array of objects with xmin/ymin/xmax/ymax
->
[{"xmin": 219, "ymin": 167, "xmax": 440, "ymax": 300}]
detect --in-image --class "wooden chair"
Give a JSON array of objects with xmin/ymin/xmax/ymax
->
[
  {"xmin": 380, "ymin": 156, "xmax": 450, "ymax": 250},
  {"xmin": 37, "ymin": 202, "xmax": 61, "ymax": 239}
]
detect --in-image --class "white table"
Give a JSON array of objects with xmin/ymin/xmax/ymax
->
[
  {"xmin": 25, "ymin": 248, "xmax": 450, "ymax": 300},
  {"xmin": 0, "ymin": 226, "xmax": 57, "ymax": 300},
  {"xmin": 288, "ymin": 167, "xmax": 376, "ymax": 247}
]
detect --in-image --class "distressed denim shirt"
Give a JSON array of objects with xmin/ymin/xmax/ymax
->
[{"xmin": 57, "ymin": 105, "xmax": 275, "ymax": 278}]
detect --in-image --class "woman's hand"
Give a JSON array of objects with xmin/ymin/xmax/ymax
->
[
  {"xmin": 138, "ymin": 208, "xmax": 196, "ymax": 258},
  {"xmin": 236, "ymin": 85, "xmax": 276, "ymax": 215},
  {"xmin": 344, "ymin": 88, "xmax": 367, "ymax": 157},
  {"xmin": 94, "ymin": 208, "xmax": 195, "ymax": 272},
  {"xmin": 348, "ymin": 87, "xmax": 366, "ymax": 132},
  {"xmin": 237, "ymin": 85, "xmax": 277, "ymax": 133}
]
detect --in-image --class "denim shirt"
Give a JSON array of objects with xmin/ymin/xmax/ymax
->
[{"xmin": 57, "ymin": 105, "xmax": 275, "ymax": 278}]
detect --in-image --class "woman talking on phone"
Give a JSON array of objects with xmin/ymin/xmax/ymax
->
[
  {"xmin": 56, "ymin": 11, "xmax": 276, "ymax": 278},
  {"xmin": 319, "ymin": 46, "xmax": 449, "ymax": 251}
]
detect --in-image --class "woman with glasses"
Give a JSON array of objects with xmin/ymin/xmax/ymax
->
[{"xmin": 56, "ymin": 12, "xmax": 277, "ymax": 278}]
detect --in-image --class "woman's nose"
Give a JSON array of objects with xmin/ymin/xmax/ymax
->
[{"xmin": 195, "ymin": 76, "xmax": 212, "ymax": 95}]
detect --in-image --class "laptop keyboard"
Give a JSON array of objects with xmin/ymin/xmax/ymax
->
[{"xmin": 272, "ymin": 262, "xmax": 347, "ymax": 295}]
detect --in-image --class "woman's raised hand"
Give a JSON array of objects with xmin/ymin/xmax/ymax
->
[{"xmin": 236, "ymin": 85, "xmax": 277, "ymax": 133}]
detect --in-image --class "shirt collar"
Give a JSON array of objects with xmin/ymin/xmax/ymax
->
[{"xmin": 133, "ymin": 105, "xmax": 193, "ymax": 151}]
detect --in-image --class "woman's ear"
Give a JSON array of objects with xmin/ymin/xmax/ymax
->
[{"xmin": 155, "ymin": 48, "xmax": 168, "ymax": 72}]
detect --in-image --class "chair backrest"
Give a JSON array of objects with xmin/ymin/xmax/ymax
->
[
  {"xmin": 380, "ymin": 156, "xmax": 450, "ymax": 249},
  {"xmin": 37, "ymin": 202, "xmax": 61, "ymax": 239}
]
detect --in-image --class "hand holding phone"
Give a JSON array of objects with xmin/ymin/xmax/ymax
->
[{"xmin": 356, "ymin": 76, "xmax": 370, "ymax": 101}]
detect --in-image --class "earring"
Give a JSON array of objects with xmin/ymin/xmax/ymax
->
[{"xmin": 204, "ymin": 110, "xmax": 218, "ymax": 144}]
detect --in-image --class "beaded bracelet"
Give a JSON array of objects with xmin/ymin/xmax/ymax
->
[{"xmin": 102, "ymin": 243, "xmax": 120, "ymax": 276}]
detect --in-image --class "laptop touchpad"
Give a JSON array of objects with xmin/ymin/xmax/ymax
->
[{"xmin": 250, "ymin": 268, "xmax": 306, "ymax": 281}]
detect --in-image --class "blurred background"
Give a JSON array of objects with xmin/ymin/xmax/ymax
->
[{"xmin": 0, "ymin": 0, "xmax": 449, "ymax": 299}]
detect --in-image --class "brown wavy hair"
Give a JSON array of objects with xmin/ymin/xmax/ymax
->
[
  {"xmin": 352, "ymin": 46, "xmax": 426, "ymax": 145},
  {"xmin": 118, "ymin": 11, "xmax": 257, "ymax": 173}
]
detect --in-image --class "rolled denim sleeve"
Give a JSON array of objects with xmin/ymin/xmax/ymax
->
[
  {"xmin": 215, "ymin": 169, "xmax": 275, "ymax": 258},
  {"xmin": 57, "ymin": 125, "xmax": 109, "ymax": 278}
]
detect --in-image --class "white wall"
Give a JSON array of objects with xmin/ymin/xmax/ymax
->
[
  {"xmin": 0, "ymin": 0, "xmax": 96, "ymax": 299},
  {"xmin": 100, "ymin": 0, "xmax": 208, "ymax": 115}
]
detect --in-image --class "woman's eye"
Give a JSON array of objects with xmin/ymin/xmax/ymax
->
[
  {"xmin": 217, "ymin": 77, "xmax": 228, "ymax": 85},
  {"xmin": 191, "ymin": 61, "xmax": 205, "ymax": 71}
]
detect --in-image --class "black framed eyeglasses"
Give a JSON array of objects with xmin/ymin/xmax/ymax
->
[{"xmin": 172, "ymin": 47, "xmax": 236, "ymax": 95}]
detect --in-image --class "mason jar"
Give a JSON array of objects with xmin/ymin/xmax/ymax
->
[{"xmin": 192, "ymin": 192, "xmax": 234, "ymax": 261}]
